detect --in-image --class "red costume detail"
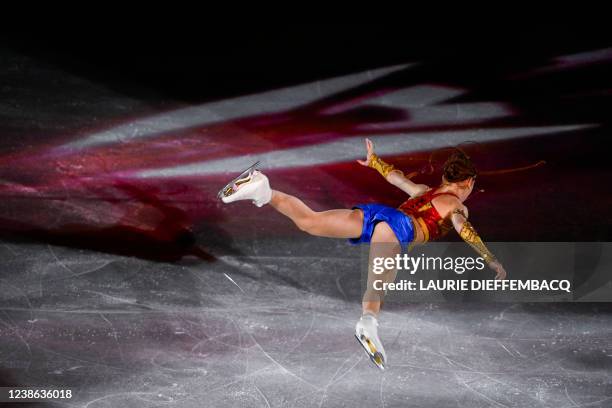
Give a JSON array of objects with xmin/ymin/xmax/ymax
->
[{"xmin": 398, "ymin": 189, "xmax": 459, "ymax": 242}]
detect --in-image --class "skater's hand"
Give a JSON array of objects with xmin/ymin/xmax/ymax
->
[
  {"xmin": 489, "ymin": 260, "xmax": 507, "ymax": 280},
  {"xmin": 357, "ymin": 138, "xmax": 375, "ymax": 167}
]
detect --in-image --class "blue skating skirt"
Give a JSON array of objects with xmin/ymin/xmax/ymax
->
[{"xmin": 349, "ymin": 204, "xmax": 415, "ymax": 246}]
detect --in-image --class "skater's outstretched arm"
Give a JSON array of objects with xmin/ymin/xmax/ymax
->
[
  {"xmin": 357, "ymin": 138, "xmax": 429, "ymax": 197},
  {"xmin": 451, "ymin": 207, "xmax": 507, "ymax": 280}
]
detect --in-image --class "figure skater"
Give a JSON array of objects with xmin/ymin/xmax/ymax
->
[{"xmin": 219, "ymin": 138, "xmax": 507, "ymax": 369}]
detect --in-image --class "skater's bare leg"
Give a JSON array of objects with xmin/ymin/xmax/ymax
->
[
  {"xmin": 356, "ymin": 222, "xmax": 398, "ymax": 369},
  {"xmin": 269, "ymin": 190, "xmax": 363, "ymax": 239},
  {"xmin": 362, "ymin": 222, "xmax": 401, "ymax": 317}
]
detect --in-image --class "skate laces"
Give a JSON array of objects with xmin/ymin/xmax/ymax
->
[
  {"xmin": 218, "ymin": 161, "xmax": 262, "ymax": 200},
  {"xmin": 234, "ymin": 172, "xmax": 255, "ymax": 188},
  {"xmin": 221, "ymin": 172, "xmax": 256, "ymax": 197}
]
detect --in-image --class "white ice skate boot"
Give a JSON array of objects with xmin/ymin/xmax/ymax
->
[
  {"xmin": 218, "ymin": 161, "xmax": 272, "ymax": 207},
  {"xmin": 355, "ymin": 314, "xmax": 387, "ymax": 370}
]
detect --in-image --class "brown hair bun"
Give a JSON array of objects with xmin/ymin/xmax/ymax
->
[{"xmin": 443, "ymin": 150, "xmax": 477, "ymax": 182}]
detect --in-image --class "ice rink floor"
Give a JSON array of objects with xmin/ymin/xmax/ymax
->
[{"xmin": 1, "ymin": 237, "xmax": 612, "ymax": 407}]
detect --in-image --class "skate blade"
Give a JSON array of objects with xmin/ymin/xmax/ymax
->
[
  {"xmin": 217, "ymin": 161, "xmax": 261, "ymax": 199},
  {"xmin": 355, "ymin": 334, "xmax": 385, "ymax": 370}
]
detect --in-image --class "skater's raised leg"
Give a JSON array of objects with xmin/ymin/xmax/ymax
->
[
  {"xmin": 220, "ymin": 167, "xmax": 363, "ymax": 239},
  {"xmin": 269, "ymin": 190, "xmax": 363, "ymax": 239}
]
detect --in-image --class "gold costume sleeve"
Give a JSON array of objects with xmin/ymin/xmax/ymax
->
[
  {"xmin": 459, "ymin": 221, "xmax": 497, "ymax": 264},
  {"xmin": 368, "ymin": 154, "xmax": 399, "ymax": 178}
]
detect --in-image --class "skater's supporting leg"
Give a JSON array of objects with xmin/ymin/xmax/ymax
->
[
  {"xmin": 355, "ymin": 222, "xmax": 399, "ymax": 369},
  {"xmin": 269, "ymin": 190, "xmax": 363, "ymax": 239},
  {"xmin": 362, "ymin": 222, "xmax": 401, "ymax": 317}
]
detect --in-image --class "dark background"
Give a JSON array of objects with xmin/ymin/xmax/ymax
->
[{"xmin": 4, "ymin": 27, "xmax": 611, "ymax": 102}]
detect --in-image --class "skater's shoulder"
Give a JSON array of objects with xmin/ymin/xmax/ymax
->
[
  {"xmin": 431, "ymin": 192, "xmax": 462, "ymax": 207},
  {"xmin": 431, "ymin": 193, "xmax": 465, "ymax": 218}
]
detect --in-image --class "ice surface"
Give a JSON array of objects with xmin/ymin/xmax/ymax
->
[{"xmin": 1, "ymin": 237, "xmax": 611, "ymax": 408}]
